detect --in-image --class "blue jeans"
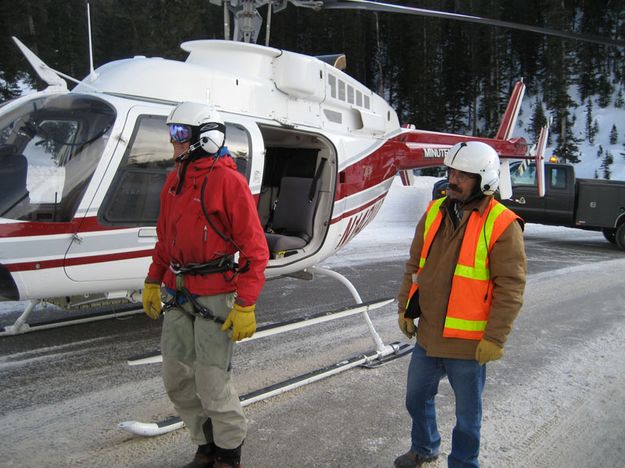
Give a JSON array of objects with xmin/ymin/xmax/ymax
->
[{"xmin": 406, "ymin": 344, "xmax": 486, "ymax": 468}]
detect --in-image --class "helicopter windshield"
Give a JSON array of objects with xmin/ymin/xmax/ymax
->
[{"xmin": 0, "ymin": 94, "xmax": 115, "ymax": 222}]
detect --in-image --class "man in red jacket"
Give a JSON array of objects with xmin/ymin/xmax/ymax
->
[{"xmin": 142, "ymin": 102, "xmax": 269, "ymax": 468}]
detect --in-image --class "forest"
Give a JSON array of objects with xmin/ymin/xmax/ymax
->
[{"xmin": 1, "ymin": 0, "xmax": 624, "ymax": 166}]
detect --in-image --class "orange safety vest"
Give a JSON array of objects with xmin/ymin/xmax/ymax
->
[{"xmin": 411, "ymin": 196, "xmax": 520, "ymax": 341}]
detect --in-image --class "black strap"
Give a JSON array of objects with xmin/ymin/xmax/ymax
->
[
  {"xmin": 170, "ymin": 255, "xmax": 235, "ymax": 276},
  {"xmin": 170, "ymin": 255, "xmax": 250, "ymax": 282},
  {"xmin": 265, "ymin": 190, "xmax": 278, "ymax": 232},
  {"xmin": 163, "ymin": 287, "xmax": 224, "ymax": 323},
  {"xmin": 308, "ymin": 158, "xmax": 327, "ymax": 202}
]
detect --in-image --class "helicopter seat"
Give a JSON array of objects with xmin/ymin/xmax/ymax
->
[{"xmin": 265, "ymin": 176, "xmax": 319, "ymax": 257}]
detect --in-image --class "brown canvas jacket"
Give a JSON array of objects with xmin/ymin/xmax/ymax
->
[{"xmin": 397, "ymin": 195, "xmax": 527, "ymax": 359}]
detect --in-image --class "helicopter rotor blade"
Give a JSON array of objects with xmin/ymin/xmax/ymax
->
[{"xmin": 321, "ymin": 0, "xmax": 625, "ymax": 49}]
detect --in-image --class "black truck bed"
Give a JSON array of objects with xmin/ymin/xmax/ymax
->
[{"xmin": 575, "ymin": 179, "xmax": 625, "ymax": 228}]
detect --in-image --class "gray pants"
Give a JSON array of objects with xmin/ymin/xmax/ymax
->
[{"xmin": 161, "ymin": 292, "xmax": 247, "ymax": 449}]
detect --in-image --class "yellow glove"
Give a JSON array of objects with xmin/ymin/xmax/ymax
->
[
  {"xmin": 398, "ymin": 311, "xmax": 416, "ymax": 339},
  {"xmin": 142, "ymin": 282, "xmax": 162, "ymax": 320},
  {"xmin": 221, "ymin": 303, "xmax": 256, "ymax": 341},
  {"xmin": 475, "ymin": 338, "xmax": 504, "ymax": 365}
]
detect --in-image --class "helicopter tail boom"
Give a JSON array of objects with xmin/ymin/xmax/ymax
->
[{"xmin": 392, "ymin": 79, "xmax": 530, "ymax": 173}]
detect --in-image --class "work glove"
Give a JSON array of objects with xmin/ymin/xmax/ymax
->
[
  {"xmin": 221, "ymin": 303, "xmax": 256, "ymax": 341},
  {"xmin": 142, "ymin": 282, "xmax": 162, "ymax": 320},
  {"xmin": 398, "ymin": 311, "xmax": 416, "ymax": 339},
  {"xmin": 475, "ymin": 338, "xmax": 504, "ymax": 365}
]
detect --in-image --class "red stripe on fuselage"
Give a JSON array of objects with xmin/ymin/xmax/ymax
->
[
  {"xmin": 0, "ymin": 217, "xmax": 125, "ymax": 237},
  {"xmin": 335, "ymin": 140, "xmax": 404, "ymax": 201},
  {"xmin": 0, "ymin": 193, "xmax": 261, "ymax": 237},
  {"xmin": 330, "ymin": 192, "xmax": 388, "ymax": 225},
  {"xmin": 6, "ymin": 248, "xmax": 154, "ymax": 272}
]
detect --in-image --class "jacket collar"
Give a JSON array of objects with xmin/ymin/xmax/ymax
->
[
  {"xmin": 442, "ymin": 194, "xmax": 494, "ymax": 216},
  {"xmin": 173, "ymin": 151, "xmax": 237, "ymax": 193}
]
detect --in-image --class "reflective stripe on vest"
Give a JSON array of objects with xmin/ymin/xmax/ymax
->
[
  {"xmin": 408, "ymin": 198, "xmax": 445, "ymax": 310},
  {"xmin": 419, "ymin": 197, "xmax": 519, "ymax": 341},
  {"xmin": 419, "ymin": 198, "xmax": 445, "ymax": 269}
]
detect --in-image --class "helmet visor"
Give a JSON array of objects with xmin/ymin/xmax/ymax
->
[{"xmin": 168, "ymin": 124, "xmax": 192, "ymax": 143}]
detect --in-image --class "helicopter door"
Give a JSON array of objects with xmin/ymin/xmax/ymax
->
[
  {"xmin": 64, "ymin": 105, "xmax": 172, "ymax": 283},
  {"xmin": 64, "ymin": 106, "xmax": 262, "ymax": 284}
]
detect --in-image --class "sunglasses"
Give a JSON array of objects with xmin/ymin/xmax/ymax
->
[
  {"xmin": 168, "ymin": 124, "xmax": 192, "ymax": 143},
  {"xmin": 447, "ymin": 168, "xmax": 479, "ymax": 183}
]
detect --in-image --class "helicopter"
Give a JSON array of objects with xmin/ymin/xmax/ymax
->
[{"xmin": 0, "ymin": 0, "xmax": 621, "ymax": 335}]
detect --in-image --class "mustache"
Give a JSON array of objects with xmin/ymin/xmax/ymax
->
[{"xmin": 448, "ymin": 183, "xmax": 461, "ymax": 192}]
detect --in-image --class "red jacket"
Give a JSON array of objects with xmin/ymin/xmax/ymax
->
[{"xmin": 147, "ymin": 154, "xmax": 269, "ymax": 305}]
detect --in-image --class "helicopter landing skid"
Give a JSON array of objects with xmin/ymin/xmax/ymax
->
[
  {"xmin": 119, "ymin": 341, "xmax": 413, "ymax": 437},
  {"xmin": 119, "ymin": 267, "xmax": 402, "ymax": 437},
  {"xmin": 0, "ymin": 300, "xmax": 142, "ymax": 336}
]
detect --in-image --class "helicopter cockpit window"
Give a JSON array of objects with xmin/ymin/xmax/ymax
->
[
  {"xmin": 99, "ymin": 116, "xmax": 251, "ymax": 226},
  {"xmin": 0, "ymin": 94, "xmax": 115, "ymax": 221}
]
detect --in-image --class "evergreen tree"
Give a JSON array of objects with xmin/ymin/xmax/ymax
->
[
  {"xmin": 555, "ymin": 132, "xmax": 581, "ymax": 164},
  {"xmin": 600, "ymin": 150, "xmax": 614, "ymax": 179},
  {"xmin": 615, "ymin": 89, "xmax": 625, "ymax": 108},
  {"xmin": 541, "ymin": 2, "xmax": 580, "ymax": 163},
  {"xmin": 440, "ymin": 21, "xmax": 471, "ymax": 134},
  {"xmin": 610, "ymin": 124, "xmax": 618, "ymax": 144},
  {"xmin": 585, "ymin": 99, "xmax": 597, "ymax": 144},
  {"xmin": 552, "ymin": 106, "xmax": 580, "ymax": 163},
  {"xmin": 597, "ymin": 75, "xmax": 613, "ymax": 108},
  {"xmin": 0, "ymin": 71, "xmax": 22, "ymax": 101},
  {"xmin": 528, "ymin": 98, "xmax": 547, "ymax": 141}
]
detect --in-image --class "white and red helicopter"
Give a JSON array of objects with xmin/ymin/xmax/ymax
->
[{"xmin": 0, "ymin": 0, "xmax": 622, "ymax": 336}]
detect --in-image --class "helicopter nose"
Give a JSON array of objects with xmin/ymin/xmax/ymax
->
[{"xmin": 0, "ymin": 264, "xmax": 19, "ymax": 301}]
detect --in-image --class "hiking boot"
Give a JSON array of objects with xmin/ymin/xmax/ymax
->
[
  {"xmin": 182, "ymin": 444, "xmax": 216, "ymax": 468},
  {"xmin": 213, "ymin": 444, "xmax": 242, "ymax": 468},
  {"xmin": 213, "ymin": 460, "xmax": 241, "ymax": 468},
  {"xmin": 394, "ymin": 450, "xmax": 438, "ymax": 468}
]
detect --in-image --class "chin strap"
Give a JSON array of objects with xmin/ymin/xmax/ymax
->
[{"xmin": 174, "ymin": 140, "xmax": 203, "ymax": 163}]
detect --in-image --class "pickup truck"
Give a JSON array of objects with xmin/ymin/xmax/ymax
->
[{"xmin": 433, "ymin": 162, "xmax": 625, "ymax": 250}]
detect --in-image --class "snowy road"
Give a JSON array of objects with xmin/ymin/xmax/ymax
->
[{"xmin": 1, "ymin": 178, "xmax": 624, "ymax": 467}]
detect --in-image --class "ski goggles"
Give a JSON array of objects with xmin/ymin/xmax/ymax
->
[{"xmin": 168, "ymin": 124, "xmax": 192, "ymax": 143}]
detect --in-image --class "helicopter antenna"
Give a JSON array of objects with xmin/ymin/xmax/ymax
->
[{"xmin": 87, "ymin": 2, "xmax": 97, "ymax": 79}]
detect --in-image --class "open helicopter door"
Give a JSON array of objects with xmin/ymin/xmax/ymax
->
[{"xmin": 256, "ymin": 125, "xmax": 337, "ymax": 265}]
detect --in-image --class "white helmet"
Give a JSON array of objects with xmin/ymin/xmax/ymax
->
[
  {"xmin": 167, "ymin": 102, "xmax": 225, "ymax": 155},
  {"xmin": 444, "ymin": 141, "xmax": 500, "ymax": 195}
]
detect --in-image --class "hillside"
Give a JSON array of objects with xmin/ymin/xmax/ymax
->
[{"xmin": 517, "ymin": 88, "xmax": 625, "ymax": 180}]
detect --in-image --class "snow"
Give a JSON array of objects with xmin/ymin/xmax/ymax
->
[{"xmin": 516, "ymin": 88, "xmax": 625, "ymax": 181}]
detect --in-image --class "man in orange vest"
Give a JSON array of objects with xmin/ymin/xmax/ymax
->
[{"xmin": 394, "ymin": 141, "xmax": 527, "ymax": 468}]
